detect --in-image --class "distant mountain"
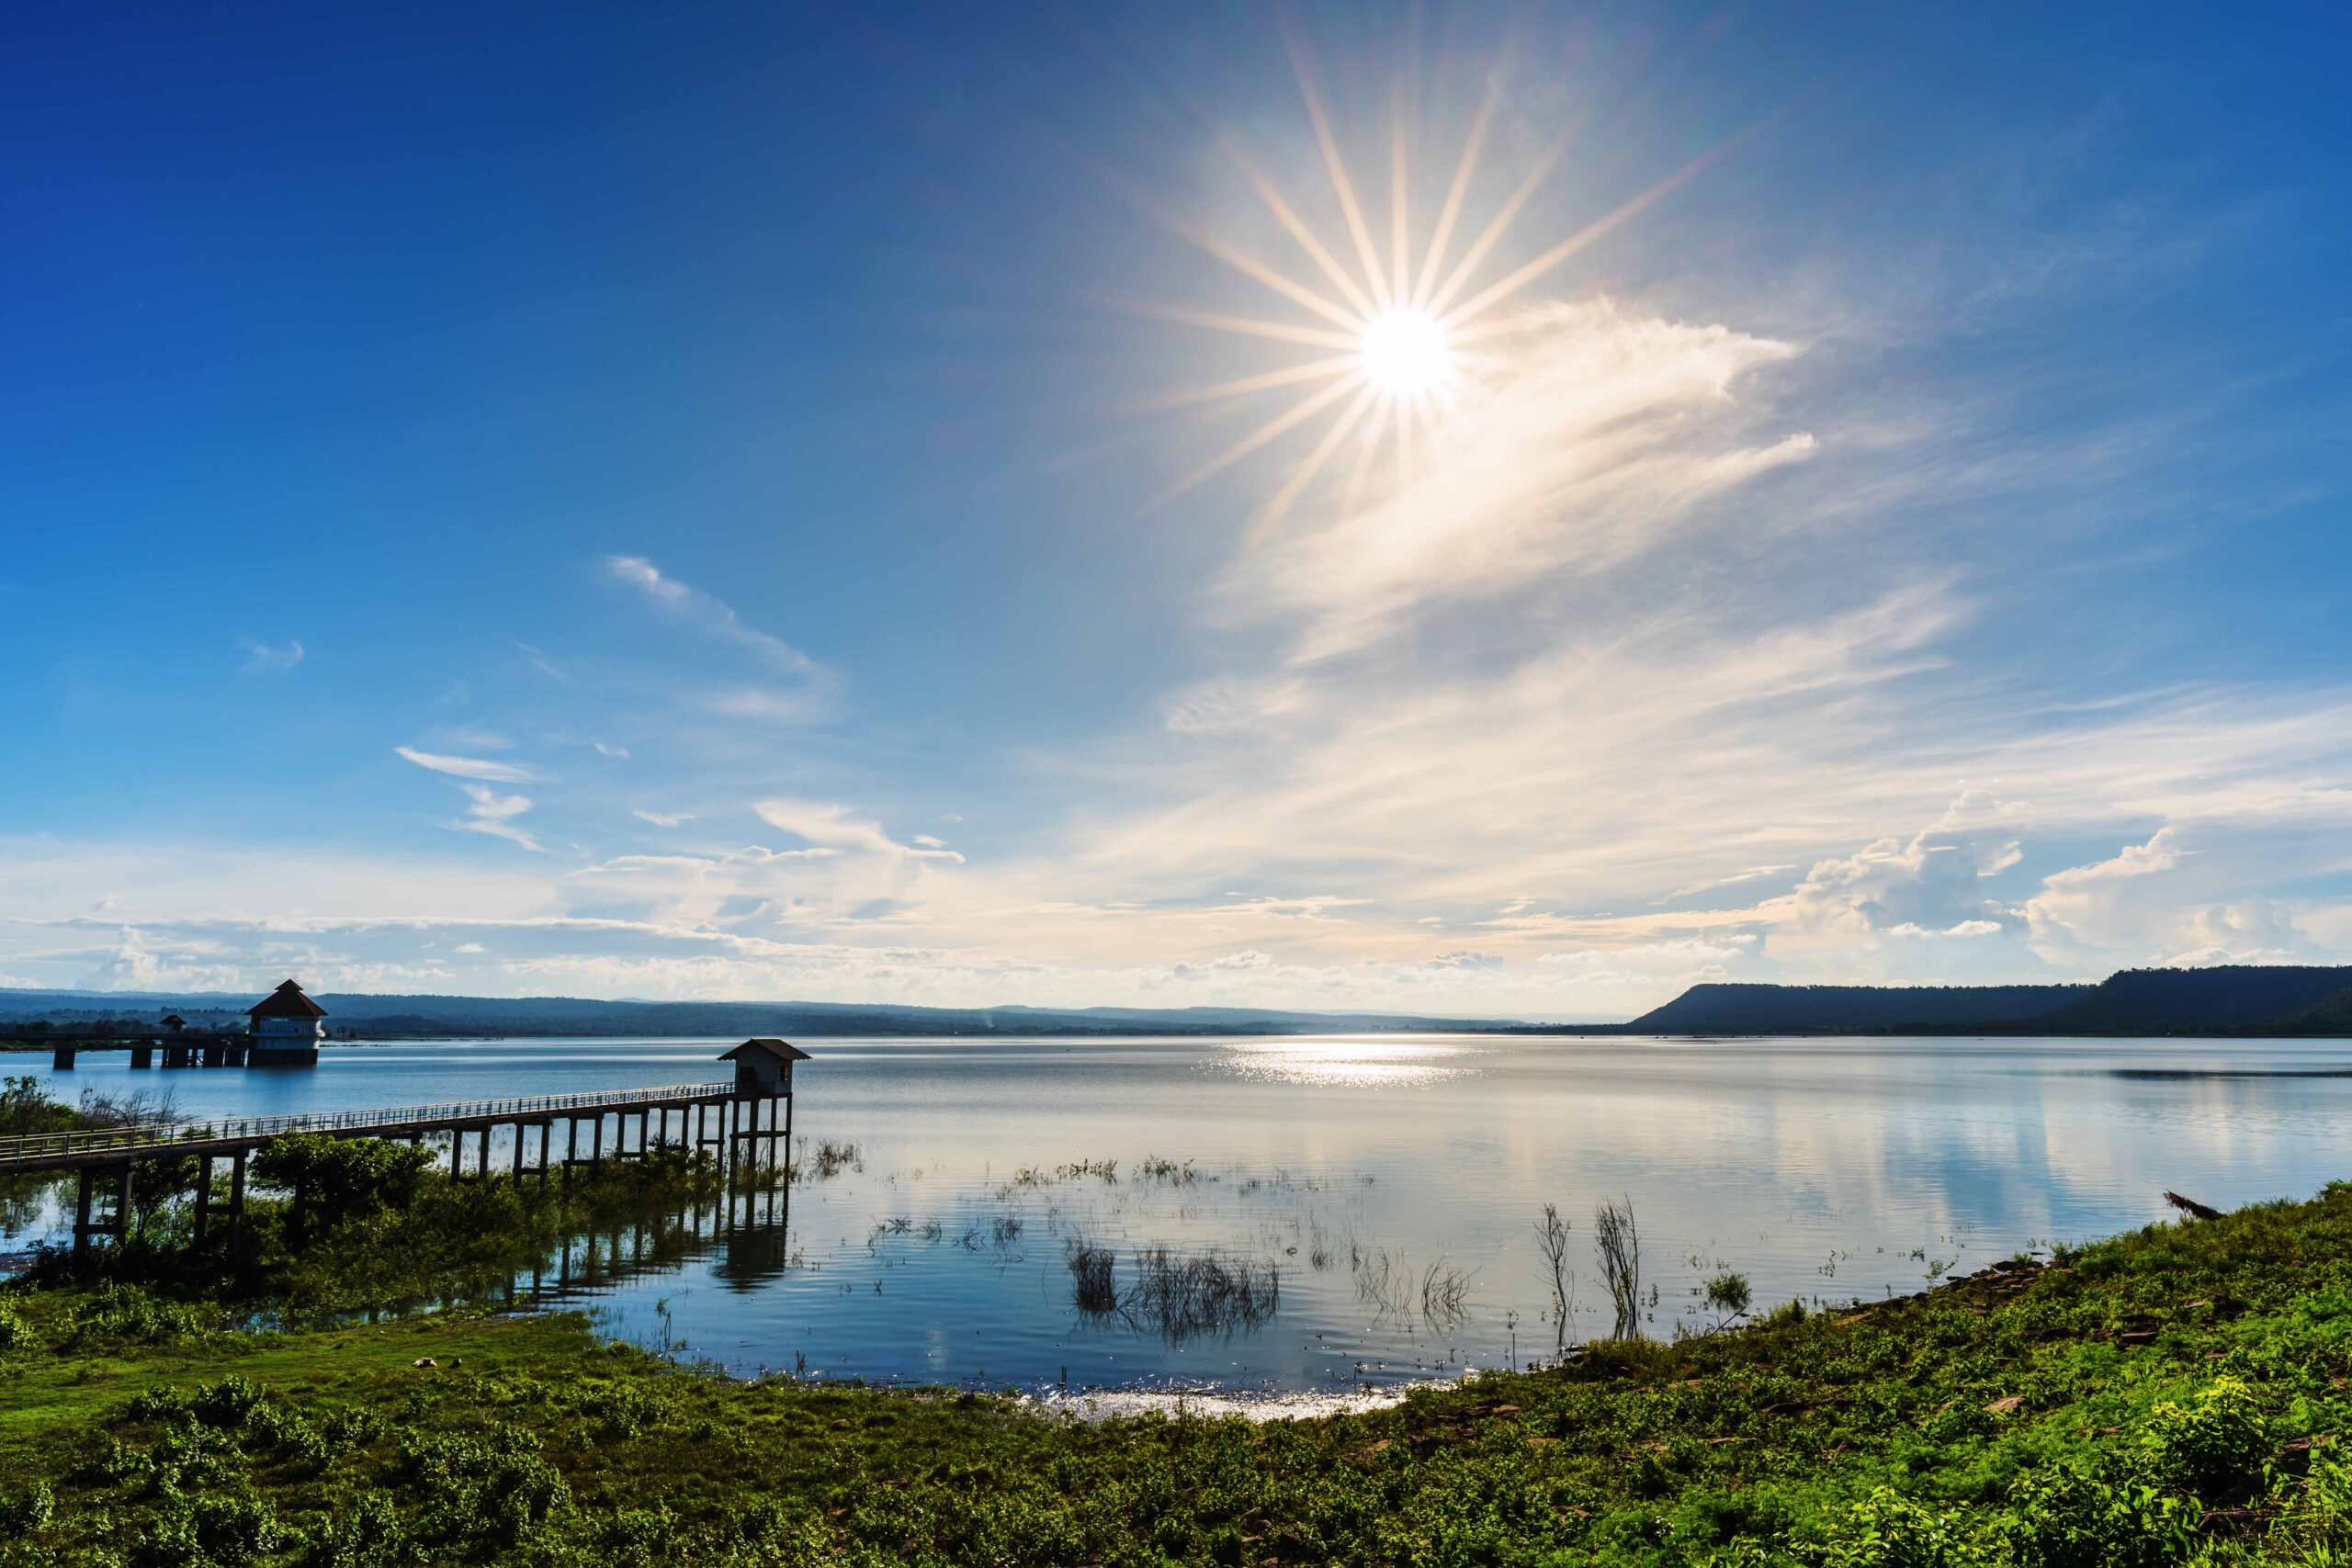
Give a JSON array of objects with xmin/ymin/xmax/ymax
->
[
  {"xmin": 1621, "ymin": 982, "xmax": 2086, "ymax": 1035},
  {"xmin": 0, "ymin": 988, "xmax": 1524, "ymax": 1039},
  {"xmin": 2028, "ymin": 966, "xmax": 2352, "ymax": 1035},
  {"xmin": 1621, "ymin": 966, "xmax": 2352, "ymax": 1037}
]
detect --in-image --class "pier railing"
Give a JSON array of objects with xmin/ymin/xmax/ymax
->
[{"xmin": 0, "ymin": 1080, "xmax": 734, "ymax": 1169}]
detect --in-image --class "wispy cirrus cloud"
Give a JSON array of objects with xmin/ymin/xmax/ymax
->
[
  {"xmin": 605, "ymin": 556, "xmax": 831, "ymax": 680},
  {"xmin": 395, "ymin": 746, "xmax": 542, "ymax": 784},
  {"xmin": 754, "ymin": 799, "xmax": 964, "ymax": 863},
  {"xmin": 515, "ymin": 642, "xmax": 571, "ymax": 683},
  {"xmin": 454, "ymin": 784, "xmax": 543, "ymax": 852}
]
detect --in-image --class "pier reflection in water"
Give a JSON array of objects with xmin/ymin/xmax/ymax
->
[{"xmin": 513, "ymin": 1181, "xmax": 798, "ymax": 1315}]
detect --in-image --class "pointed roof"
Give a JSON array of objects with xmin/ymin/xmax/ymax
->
[
  {"xmin": 247, "ymin": 979, "xmax": 327, "ymax": 1020},
  {"xmin": 718, "ymin": 1037, "xmax": 809, "ymax": 1063}
]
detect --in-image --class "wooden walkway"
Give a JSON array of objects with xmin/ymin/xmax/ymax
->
[{"xmin": 0, "ymin": 1080, "xmax": 795, "ymax": 1255}]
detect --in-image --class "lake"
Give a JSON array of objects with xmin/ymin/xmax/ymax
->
[{"xmin": 7, "ymin": 1033, "xmax": 2350, "ymax": 1405}]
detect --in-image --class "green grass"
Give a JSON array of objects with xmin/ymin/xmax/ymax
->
[{"xmin": 6, "ymin": 1184, "xmax": 2352, "ymax": 1564}]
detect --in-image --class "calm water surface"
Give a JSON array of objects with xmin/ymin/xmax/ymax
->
[{"xmin": 8, "ymin": 1034, "xmax": 2349, "ymax": 1399}]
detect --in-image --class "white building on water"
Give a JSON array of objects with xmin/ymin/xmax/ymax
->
[{"xmin": 246, "ymin": 978, "xmax": 326, "ymax": 1066}]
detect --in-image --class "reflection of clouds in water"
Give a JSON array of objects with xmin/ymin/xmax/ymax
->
[{"xmin": 1215, "ymin": 1037, "xmax": 1485, "ymax": 1088}]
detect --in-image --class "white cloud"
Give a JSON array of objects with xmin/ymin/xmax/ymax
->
[
  {"xmin": 1234, "ymin": 298, "xmax": 1817, "ymax": 662},
  {"xmin": 1660, "ymin": 864, "xmax": 1798, "ymax": 903},
  {"xmin": 753, "ymin": 799, "xmax": 965, "ymax": 863},
  {"xmin": 1777, "ymin": 792, "xmax": 2023, "ymax": 948},
  {"xmin": 2026, "ymin": 828, "xmax": 2342, "ymax": 969},
  {"xmin": 700, "ymin": 686, "xmax": 831, "ymax": 726},
  {"xmin": 237, "ymin": 637, "xmax": 304, "ymax": 671},
  {"xmin": 454, "ymin": 785, "xmax": 543, "ymax": 852},
  {"xmin": 395, "ymin": 747, "xmax": 542, "ymax": 784},
  {"xmin": 1887, "ymin": 919, "xmax": 2004, "ymax": 939},
  {"xmin": 1162, "ymin": 677, "xmax": 1306, "ymax": 733},
  {"xmin": 516, "ymin": 643, "xmax": 571, "ymax": 683},
  {"xmin": 605, "ymin": 556, "xmax": 829, "ymax": 678},
  {"xmin": 593, "ymin": 740, "xmax": 630, "ymax": 759},
  {"xmin": 633, "ymin": 810, "xmax": 694, "ymax": 828}
]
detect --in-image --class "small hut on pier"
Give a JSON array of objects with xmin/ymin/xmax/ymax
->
[
  {"xmin": 247, "ymin": 979, "xmax": 326, "ymax": 1066},
  {"xmin": 719, "ymin": 1038, "xmax": 808, "ymax": 1097}
]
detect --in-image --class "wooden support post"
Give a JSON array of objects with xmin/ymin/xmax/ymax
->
[
  {"xmin": 591, "ymin": 1114, "xmax": 604, "ymax": 1174},
  {"xmin": 74, "ymin": 1168, "xmax": 94, "ymax": 1257},
  {"xmin": 194, "ymin": 1155, "xmax": 213, "ymax": 1242},
  {"xmin": 116, "ymin": 1163, "xmax": 135, "ymax": 1240},
  {"xmin": 230, "ymin": 1149, "xmax": 248, "ymax": 1235},
  {"xmin": 512, "ymin": 1121, "xmax": 525, "ymax": 1179}
]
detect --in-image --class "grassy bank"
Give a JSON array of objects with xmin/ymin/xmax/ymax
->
[{"xmin": 4, "ymin": 1177, "xmax": 2352, "ymax": 1564}]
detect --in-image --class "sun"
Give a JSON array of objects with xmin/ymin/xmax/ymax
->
[
  {"xmin": 1132, "ymin": 27, "xmax": 1728, "ymax": 533},
  {"xmin": 1358, "ymin": 309, "xmax": 1455, "ymax": 400}
]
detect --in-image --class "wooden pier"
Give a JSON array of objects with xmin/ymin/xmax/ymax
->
[{"xmin": 0, "ymin": 1051, "xmax": 802, "ymax": 1256}]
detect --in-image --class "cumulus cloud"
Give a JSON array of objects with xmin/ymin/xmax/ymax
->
[
  {"xmin": 395, "ymin": 747, "xmax": 542, "ymax": 784},
  {"xmin": 2026, "ymin": 828, "xmax": 2338, "ymax": 969},
  {"xmin": 2165, "ymin": 899, "xmax": 2319, "ymax": 967},
  {"xmin": 1778, "ymin": 791, "xmax": 2023, "ymax": 946},
  {"xmin": 79, "ymin": 926, "xmax": 250, "ymax": 993}
]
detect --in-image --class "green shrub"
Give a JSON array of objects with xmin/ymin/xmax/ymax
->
[
  {"xmin": 1820, "ymin": 1486, "xmax": 1995, "ymax": 1567},
  {"xmin": 130, "ymin": 1492, "xmax": 284, "ymax": 1568},
  {"xmin": 0, "ymin": 1481, "xmax": 54, "ymax": 1534},
  {"xmin": 188, "ymin": 1374, "xmax": 267, "ymax": 1432},
  {"xmin": 253, "ymin": 1134, "xmax": 435, "ymax": 1237},
  {"xmin": 0, "ymin": 1296, "xmax": 33, "ymax": 1351},
  {"xmin": 2140, "ymin": 1376, "xmax": 2268, "ymax": 1493},
  {"xmin": 2002, "ymin": 1461, "xmax": 2193, "ymax": 1568},
  {"xmin": 65, "ymin": 1283, "xmax": 207, "ymax": 1346},
  {"xmin": 308, "ymin": 1491, "xmax": 406, "ymax": 1567}
]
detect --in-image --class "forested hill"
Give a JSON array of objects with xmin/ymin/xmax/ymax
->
[
  {"xmin": 1623, "ymin": 965, "xmax": 2352, "ymax": 1037},
  {"xmin": 1622, "ymin": 983, "xmax": 2087, "ymax": 1035},
  {"xmin": 0, "ymin": 989, "xmax": 1515, "ymax": 1039},
  {"xmin": 2031, "ymin": 965, "xmax": 2352, "ymax": 1034}
]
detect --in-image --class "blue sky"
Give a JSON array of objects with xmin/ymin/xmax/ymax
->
[{"xmin": 5, "ymin": 2, "xmax": 2350, "ymax": 1018}]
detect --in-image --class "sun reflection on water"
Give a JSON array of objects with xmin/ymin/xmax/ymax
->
[{"xmin": 1215, "ymin": 1036, "xmax": 1483, "ymax": 1088}]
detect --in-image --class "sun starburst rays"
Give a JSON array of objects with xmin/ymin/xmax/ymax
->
[{"xmin": 1136, "ymin": 51, "xmax": 1645, "ymax": 529}]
